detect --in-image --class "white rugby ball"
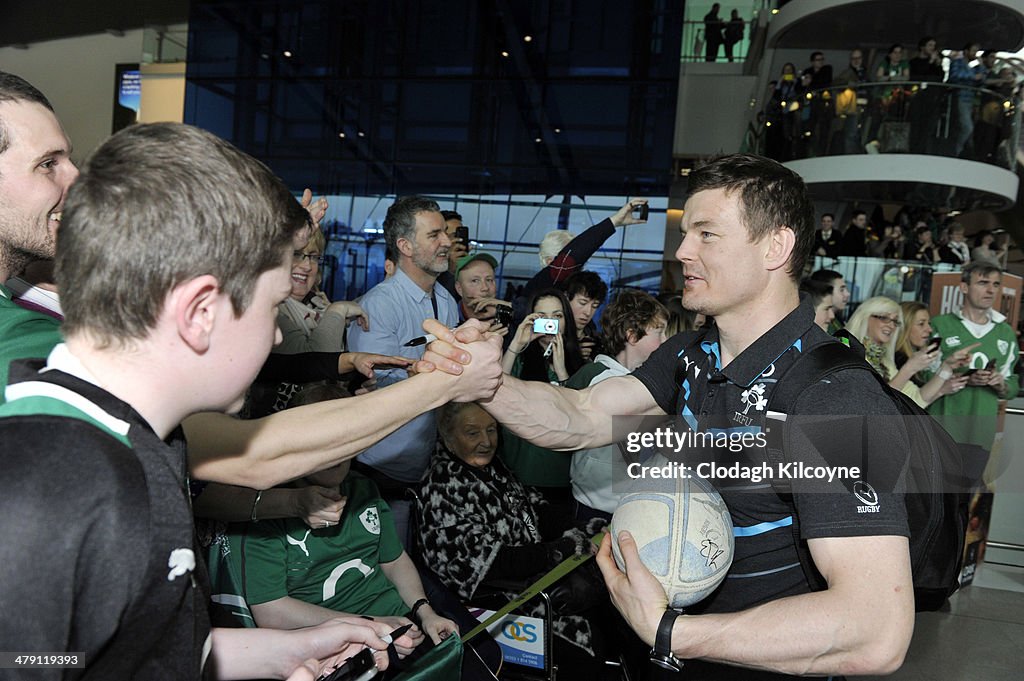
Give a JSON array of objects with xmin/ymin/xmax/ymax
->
[{"xmin": 610, "ymin": 475, "xmax": 733, "ymax": 609}]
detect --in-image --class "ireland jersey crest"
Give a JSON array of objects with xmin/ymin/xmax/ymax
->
[{"xmin": 359, "ymin": 506, "xmax": 381, "ymax": 535}]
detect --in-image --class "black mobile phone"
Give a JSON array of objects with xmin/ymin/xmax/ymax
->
[
  {"xmin": 631, "ymin": 203, "xmax": 649, "ymax": 221},
  {"xmin": 454, "ymin": 225, "xmax": 470, "ymax": 245},
  {"xmin": 493, "ymin": 304, "xmax": 513, "ymax": 328},
  {"xmin": 319, "ymin": 648, "xmax": 377, "ymax": 681},
  {"xmin": 927, "ymin": 335, "xmax": 942, "ymax": 349}
]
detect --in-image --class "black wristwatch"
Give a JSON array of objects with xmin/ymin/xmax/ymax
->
[{"xmin": 649, "ymin": 608, "xmax": 684, "ymax": 672}]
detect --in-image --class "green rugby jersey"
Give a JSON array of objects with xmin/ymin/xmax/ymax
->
[
  {"xmin": 226, "ymin": 472, "xmax": 408, "ymax": 617},
  {"xmin": 928, "ymin": 311, "xmax": 1019, "ymax": 449}
]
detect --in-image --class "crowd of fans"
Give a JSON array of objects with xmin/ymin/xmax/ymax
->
[
  {"xmin": 763, "ymin": 39, "xmax": 1021, "ymax": 163},
  {"xmin": 812, "ymin": 204, "xmax": 1013, "ymax": 267},
  {"xmin": 2, "ymin": 59, "xmax": 1023, "ymax": 680},
  {"xmin": 206, "ymin": 188, "xmax": 1022, "ymax": 676}
]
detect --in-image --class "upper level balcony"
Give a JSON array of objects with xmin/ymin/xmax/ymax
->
[
  {"xmin": 752, "ymin": 80, "xmax": 1022, "ymax": 211},
  {"xmin": 750, "ymin": 0, "xmax": 1024, "ymax": 213}
]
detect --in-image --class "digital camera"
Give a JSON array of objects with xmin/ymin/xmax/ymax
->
[{"xmin": 533, "ymin": 318, "xmax": 560, "ymax": 335}]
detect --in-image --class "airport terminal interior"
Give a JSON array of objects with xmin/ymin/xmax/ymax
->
[{"xmin": 2, "ymin": 0, "xmax": 1024, "ymax": 678}]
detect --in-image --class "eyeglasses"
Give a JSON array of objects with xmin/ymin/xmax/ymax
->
[
  {"xmin": 870, "ymin": 314, "xmax": 901, "ymax": 326},
  {"xmin": 293, "ymin": 251, "xmax": 325, "ymax": 265}
]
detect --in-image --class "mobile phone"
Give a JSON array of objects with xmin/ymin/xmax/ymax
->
[
  {"xmin": 927, "ymin": 335, "xmax": 942, "ymax": 350},
  {"xmin": 454, "ymin": 226, "xmax": 470, "ymax": 245},
  {"xmin": 631, "ymin": 203, "xmax": 649, "ymax": 221},
  {"xmin": 533, "ymin": 318, "xmax": 559, "ymax": 335},
  {"xmin": 319, "ymin": 648, "xmax": 377, "ymax": 681},
  {"xmin": 493, "ymin": 304, "xmax": 513, "ymax": 328}
]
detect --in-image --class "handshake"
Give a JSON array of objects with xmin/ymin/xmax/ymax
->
[{"xmin": 417, "ymin": 318, "xmax": 507, "ymax": 403}]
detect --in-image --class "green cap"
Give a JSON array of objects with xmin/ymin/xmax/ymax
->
[{"xmin": 454, "ymin": 252, "xmax": 498, "ymax": 278}]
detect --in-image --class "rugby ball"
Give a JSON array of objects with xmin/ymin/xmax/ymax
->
[{"xmin": 610, "ymin": 475, "xmax": 733, "ymax": 608}]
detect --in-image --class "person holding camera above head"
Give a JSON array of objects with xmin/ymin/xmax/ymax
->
[
  {"xmin": 501, "ymin": 288, "xmax": 586, "ymax": 508},
  {"xmin": 511, "ymin": 198, "xmax": 648, "ymax": 325}
]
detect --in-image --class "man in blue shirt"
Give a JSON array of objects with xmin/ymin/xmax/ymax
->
[{"xmin": 348, "ymin": 196, "xmax": 459, "ymax": 547}]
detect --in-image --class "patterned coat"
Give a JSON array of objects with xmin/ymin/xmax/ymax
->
[
  {"xmin": 417, "ymin": 444, "xmax": 545, "ymax": 600},
  {"xmin": 416, "ymin": 444, "xmax": 597, "ymax": 655}
]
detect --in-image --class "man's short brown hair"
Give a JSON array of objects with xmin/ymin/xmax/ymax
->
[
  {"xmin": 687, "ymin": 154, "xmax": 815, "ymax": 280},
  {"xmin": 57, "ymin": 123, "xmax": 309, "ymax": 346},
  {"xmin": 960, "ymin": 261, "xmax": 1001, "ymax": 284}
]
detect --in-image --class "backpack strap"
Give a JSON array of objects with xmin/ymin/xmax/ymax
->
[
  {"xmin": 763, "ymin": 340, "xmax": 876, "ymax": 593},
  {"xmin": 764, "ymin": 341, "xmax": 870, "ymax": 493}
]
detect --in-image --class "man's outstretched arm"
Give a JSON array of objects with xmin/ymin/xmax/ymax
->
[
  {"xmin": 484, "ymin": 372, "xmax": 663, "ymax": 451},
  {"xmin": 422, "ymin": 319, "xmax": 665, "ymax": 451},
  {"xmin": 185, "ymin": 328, "xmax": 502, "ymax": 488}
]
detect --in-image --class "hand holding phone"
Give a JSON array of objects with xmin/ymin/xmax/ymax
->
[{"xmin": 319, "ymin": 648, "xmax": 377, "ymax": 681}]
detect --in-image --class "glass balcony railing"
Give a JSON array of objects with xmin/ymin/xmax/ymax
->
[
  {"xmin": 810, "ymin": 255, "xmax": 959, "ymax": 307},
  {"xmin": 754, "ymin": 80, "xmax": 1022, "ymax": 169}
]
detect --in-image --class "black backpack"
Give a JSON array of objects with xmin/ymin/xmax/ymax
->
[{"xmin": 763, "ymin": 341, "xmax": 977, "ymax": 611}]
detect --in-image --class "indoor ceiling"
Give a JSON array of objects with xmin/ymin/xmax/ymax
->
[
  {"xmin": 770, "ymin": 0, "xmax": 1024, "ymax": 52},
  {"xmin": 0, "ymin": 0, "xmax": 190, "ymax": 48}
]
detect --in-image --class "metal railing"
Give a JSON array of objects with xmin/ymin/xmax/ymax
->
[
  {"xmin": 754, "ymin": 80, "xmax": 1022, "ymax": 168},
  {"xmin": 681, "ymin": 18, "xmax": 757, "ymax": 63}
]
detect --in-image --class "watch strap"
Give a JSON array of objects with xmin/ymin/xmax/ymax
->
[{"xmin": 649, "ymin": 608, "xmax": 683, "ymax": 671}]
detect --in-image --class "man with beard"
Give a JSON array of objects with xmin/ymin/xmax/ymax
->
[
  {"xmin": 347, "ymin": 196, "xmax": 459, "ymax": 547},
  {"xmin": 0, "ymin": 72, "xmax": 71, "ymax": 389}
]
